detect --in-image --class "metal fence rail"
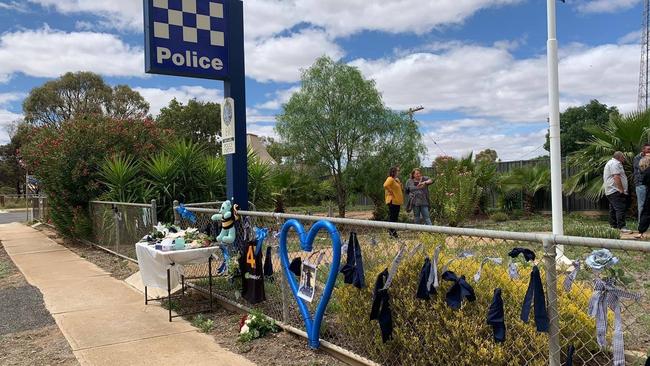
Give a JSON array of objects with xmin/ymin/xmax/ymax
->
[{"xmin": 172, "ymin": 206, "xmax": 649, "ymax": 366}]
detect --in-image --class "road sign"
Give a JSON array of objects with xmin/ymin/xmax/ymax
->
[
  {"xmin": 144, "ymin": 0, "xmax": 229, "ymax": 80},
  {"xmin": 221, "ymin": 97, "xmax": 235, "ymax": 155}
]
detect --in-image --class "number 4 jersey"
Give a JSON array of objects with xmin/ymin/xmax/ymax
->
[{"xmin": 240, "ymin": 240, "xmax": 266, "ymax": 304}]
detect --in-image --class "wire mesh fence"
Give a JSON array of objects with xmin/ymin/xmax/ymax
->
[
  {"xmin": 29, "ymin": 196, "xmax": 48, "ymax": 223},
  {"xmin": 169, "ymin": 206, "xmax": 650, "ymax": 366},
  {"xmin": 50, "ymin": 198, "xmax": 649, "ymax": 365},
  {"xmin": 552, "ymin": 241, "xmax": 650, "ymax": 366},
  {"xmin": 88, "ymin": 201, "xmax": 157, "ymax": 259},
  {"xmin": 0, "ymin": 195, "xmax": 29, "ymax": 209}
]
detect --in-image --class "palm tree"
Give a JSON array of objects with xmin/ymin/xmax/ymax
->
[
  {"xmin": 500, "ymin": 165, "xmax": 551, "ymax": 215},
  {"xmin": 566, "ymin": 110, "xmax": 650, "ymax": 200}
]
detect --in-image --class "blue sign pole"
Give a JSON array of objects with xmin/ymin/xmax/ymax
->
[
  {"xmin": 143, "ymin": 0, "xmax": 248, "ymax": 209},
  {"xmin": 224, "ymin": 0, "xmax": 249, "ymax": 210}
]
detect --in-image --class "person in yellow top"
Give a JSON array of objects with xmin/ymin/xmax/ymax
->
[{"xmin": 384, "ymin": 166, "xmax": 403, "ymax": 238}]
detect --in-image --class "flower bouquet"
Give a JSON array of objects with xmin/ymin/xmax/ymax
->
[{"xmin": 238, "ymin": 310, "xmax": 280, "ymax": 342}]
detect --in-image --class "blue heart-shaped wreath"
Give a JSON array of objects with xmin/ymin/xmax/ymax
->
[{"xmin": 279, "ymin": 219, "xmax": 341, "ymax": 349}]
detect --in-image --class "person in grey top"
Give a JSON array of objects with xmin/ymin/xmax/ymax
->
[
  {"xmin": 405, "ymin": 168, "xmax": 433, "ymax": 225},
  {"xmin": 603, "ymin": 151, "xmax": 630, "ymax": 233},
  {"xmin": 632, "ymin": 143, "xmax": 650, "ymax": 221}
]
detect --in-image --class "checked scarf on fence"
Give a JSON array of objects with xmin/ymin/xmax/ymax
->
[{"xmin": 588, "ymin": 278, "xmax": 641, "ymax": 366}]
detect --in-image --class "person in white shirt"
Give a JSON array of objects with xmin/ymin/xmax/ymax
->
[{"xmin": 603, "ymin": 151, "xmax": 630, "ymax": 233}]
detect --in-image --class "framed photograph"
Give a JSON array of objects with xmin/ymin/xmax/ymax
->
[{"xmin": 298, "ymin": 261, "xmax": 317, "ymax": 302}]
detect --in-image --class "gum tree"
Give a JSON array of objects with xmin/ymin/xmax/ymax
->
[{"xmin": 276, "ymin": 56, "xmax": 389, "ymax": 217}]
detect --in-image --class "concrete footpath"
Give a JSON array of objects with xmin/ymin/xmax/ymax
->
[{"xmin": 0, "ymin": 222, "xmax": 255, "ymax": 366}]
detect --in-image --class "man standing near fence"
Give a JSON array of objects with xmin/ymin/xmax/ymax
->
[
  {"xmin": 632, "ymin": 144, "xmax": 650, "ymax": 221},
  {"xmin": 604, "ymin": 151, "xmax": 630, "ymax": 233}
]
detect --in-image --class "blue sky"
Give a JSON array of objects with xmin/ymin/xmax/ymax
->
[{"xmin": 0, "ymin": 0, "xmax": 644, "ymax": 163}]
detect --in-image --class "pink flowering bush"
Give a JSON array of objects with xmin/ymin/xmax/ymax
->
[{"xmin": 20, "ymin": 115, "xmax": 168, "ymax": 237}]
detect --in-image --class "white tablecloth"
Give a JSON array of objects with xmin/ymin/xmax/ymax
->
[{"xmin": 135, "ymin": 242, "xmax": 221, "ymax": 289}]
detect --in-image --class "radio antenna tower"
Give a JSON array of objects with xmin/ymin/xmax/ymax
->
[{"xmin": 639, "ymin": 0, "xmax": 650, "ymax": 111}]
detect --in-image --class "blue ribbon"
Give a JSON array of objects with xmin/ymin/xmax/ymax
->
[
  {"xmin": 175, "ymin": 204, "xmax": 197, "ymax": 224},
  {"xmin": 255, "ymin": 227, "xmax": 268, "ymax": 256}
]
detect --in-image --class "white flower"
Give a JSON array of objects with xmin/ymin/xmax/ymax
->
[
  {"xmin": 244, "ymin": 319, "xmax": 252, "ymax": 325},
  {"xmin": 240, "ymin": 325, "xmax": 249, "ymax": 334},
  {"xmin": 154, "ymin": 222, "xmax": 169, "ymax": 236}
]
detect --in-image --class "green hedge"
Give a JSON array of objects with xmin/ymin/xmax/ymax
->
[{"xmin": 334, "ymin": 235, "xmax": 600, "ymax": 365}]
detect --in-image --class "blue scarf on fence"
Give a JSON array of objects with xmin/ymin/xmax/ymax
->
[{"xmin": 520, "ymin": 265, "xmax": 549, "ymax": 332}]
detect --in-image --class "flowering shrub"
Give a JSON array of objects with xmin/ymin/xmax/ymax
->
[
  {"xmin": 334, "ymin": 235, "xmax": 600, "ymax": 365},
  {"xmin": 238, "ymin": 310, "xmax": 280, "ymax": 342},
  {"xmin": 20, "ymin": 116, "xmax": 167, "ymax": 237},
  {"xmin": 429, "ymin": 156, "xmax": 482, "ymax": 226}
]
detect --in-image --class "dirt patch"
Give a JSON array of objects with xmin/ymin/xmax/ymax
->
[
  {"xmin": 0, "ymin": 325, "xmax": 78, "ymax": 366},
  {"xmin": 36, "ymin": 226, "xmax": 138, "ymax": 280},
  {"xmin": 0, "ymin": 243, "xmax": 78, "ymax": 366},
  {"xmin": 0, "ymin": 245, "xmax": 26, "ymax": 289},
  {"xmin": 176, "ymin": 293, "xmax": 346, "ymax": 366},
  {"xmin": 208, "ymin": 307, "xmax": 346, "ymax": 366}
]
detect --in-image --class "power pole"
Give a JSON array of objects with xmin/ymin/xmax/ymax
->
[
  {"xmin": 639, "ymin": 0, "xmax": 650, "ymax": 111},
  {"xmin": 406, "ymin": 106, "xmax": 424, "ymax": 122}
]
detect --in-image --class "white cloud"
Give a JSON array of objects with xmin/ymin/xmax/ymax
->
[
  {"xmin": 246, "ymin": 29, "xmax": 344, "ymax": 83},
  {"xmin": 134, "ymin": 86, "xmax": 223, "ymax": 116},
  {"xmin": 0, "ymin": 1, "xmax": 29, "ymax": 12},
  {"xmin": 256, "ymin": 86, "xmax": 300, "ymax": 110},
  {"xmin": 422, "ymin": 120, "xmax": 548, "ymax": 162},
  {"xmin": 0, "ymin": 92, "xmax": 24, "ymax": 105},
  {"xmin": 0, "ymin": 93, "xmax": 25, "ymax": 145},
  {"xmin": 247, "ymin": 122, "xmax": 277, "ymax": 138},
  {"xmin": 25, "ymin": 0, "xmax": 522, "ymax": 39},
  {"xmin": 618, "ymin": 30, "xmax": 641, "ymax": 44},
  {"xmin": 0, "ymin": 92, "xmax": 23, "ymax": 144},
  {"xmin": 245, "ymin": 0, "xmax": 522, "ymax": 38},
  {"xmin": 351, "ymin": 41, "xmax": 639, "ymax": 123},
  {"xmin": 576, "ymin": 0, "xmax": 640, "ymax": 13},
  {"xmin": 0, "ymin": 26, "xmax": 143, "ymax": 81},
  {"xmin": 0, "ymin": 109, "xmax": 22, "ymax": 144},
  {"xmin": 28, "ymin": 0, "xmax": 142, "ymax": 31}
]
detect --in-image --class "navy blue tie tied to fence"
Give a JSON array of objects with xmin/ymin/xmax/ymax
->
[
  {"xmin": 370, "ymin": 269, "xmax": 393, "ymax": 343},
  {"xmin": 340, "ymin": 232, "xmax": 365, "ymax": 289},
  {"xmin": 278, "ymin": 219, "xmax": 341, "ymax": 349},
  {"xmin": 441, "ymin": 271, "xmax": 476, "ymax": 310},
  {"xmin": 263, "ymin": 246, "xmax": 273, "ymax": 278},
  {"xmin": 487, "ymin": 288, "xmax": 506, "ymax": 343},
  {"xmin": 508, "ymin": 247, "xmax": 536, "ymax": 262},
  {"xmin": 565, "ymin": 344, "xmax": 575, "ymax": 366},
  {"xmin": 289, "ymin": 257, "xmax": 302, "ymax": 277},
  {"xmin": 520, "ymin": 265, "xmax": 549, "ymax": 332},
  {"xmin": 416, "ymin": 257, "xmax": 436, "ymax": 300}
]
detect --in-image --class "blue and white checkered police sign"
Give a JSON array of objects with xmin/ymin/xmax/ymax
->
[{"xmin": 144, "ymin": 0, "xmax": 229, "ymax": 80}]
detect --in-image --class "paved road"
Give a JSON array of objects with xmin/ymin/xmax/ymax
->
[{"xmin": 0, "ymin": 211, "xmax": 26, "ymax": 224}]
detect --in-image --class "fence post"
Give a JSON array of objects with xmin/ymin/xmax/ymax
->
[
  {"xmin": 173, "ymin": 200, "xmax": 180, "ymax": 225},
  {"xmin": 38, "ymin": 197, "xmax": 44, "ymax": 222},
  {"xmin": 543, "ymin": 237, "xmax": 561, "ymax": 366},
  {"xmin": 112, "ymin": 204, "xmax": 121, "ymax": 254},
  {"xmin": 150, "ymin": 199, "xmax": 157, "ymax": 225},
  {"xmin": 280, "ymin": 265, "xmax": 290, "ymax": 323}
]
